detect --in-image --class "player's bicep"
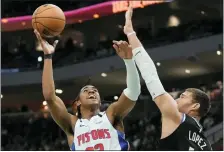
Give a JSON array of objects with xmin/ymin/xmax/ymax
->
[
  {"xmin": 47, "ymin": 96, "xmax": 76, "ymax": 134},
  {"xmin": 154, "ymin": 93, "xmax": 182, "ymax": 122},
  {"xmin": 106, "ymin": 92, "xmax": 136, "ymax": 122}
]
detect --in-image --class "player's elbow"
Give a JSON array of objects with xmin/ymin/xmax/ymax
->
[{"xmin": 43, "ymin": 90, "xmax": 56, "ymax": 101}]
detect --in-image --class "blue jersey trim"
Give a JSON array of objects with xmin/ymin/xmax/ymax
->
[
  {"xmin": 117, "ymin": 130, "xmax": 129, "ymax": 151},
  {"xmin": 70, "ymin": 142, "xmax": 76, "ymax": 151},
  {"xmin": 181, "ymin": 113, "xmax": 186, "ymax": 123}
]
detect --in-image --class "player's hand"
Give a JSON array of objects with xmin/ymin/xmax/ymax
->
[
  {"xmin": 124, "ymin": 6, "xmax": 134, "ymax": 35},
  {"xmin": 34, "ymin": 29, "xmax": 58, "ymax": 55},
  {"xmin": 113, "ymin": 40, "xmax": 133, "ymax": 59}
]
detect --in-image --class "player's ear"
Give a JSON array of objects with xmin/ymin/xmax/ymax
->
[
  {"xmin": 192, "ymin": 102, "xmax": 200, "ymax": 111},
  {"xmin": 76, "ymin": 100, "xmax": 81, "ymax": 106},
  {"xmin": 71, "ymin": 100, "xmax": 81, "ymax": 114}
]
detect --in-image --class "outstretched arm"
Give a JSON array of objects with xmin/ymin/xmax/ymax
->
[
  {"xmin": 106, "ymin": 41, "xmax": 141, "ymax": 123},
  {"xmin": 124, "ymin": 7, "xmax": 182, "ymax": 125},
  {"xmin": 34, "ymin": 30, "xmax": 77, "ymax": 135}
]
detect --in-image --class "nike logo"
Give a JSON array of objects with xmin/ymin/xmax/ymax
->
[
  {"xmin": 95, "ymin": 121, "xmax": 102, "ymax": 124},
  {"xmin": 80, "ymin": 124, "xmax": 87, "ymax": 127},
  {"xmin": 135, "ymin": 51, "xmax": 141, "ymax": 56}
]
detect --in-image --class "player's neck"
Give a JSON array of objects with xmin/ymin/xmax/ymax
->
[
  {"xmin": 189, "ymin": 114, "xmax": 200, "ymax": 121},
  {"xmin": 81, "ymin": 107, "xmax": 100, "ymax": 120}
]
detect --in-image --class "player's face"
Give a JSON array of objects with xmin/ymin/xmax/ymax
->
[
  {"xmin": 176, "ymin": 91, "xmax": 199, "ymax": 114},
  {"xmin": 78, "ymin": 85, "xmax": 101, "ymax": 108}
]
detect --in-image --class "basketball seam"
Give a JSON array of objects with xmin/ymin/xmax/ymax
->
[
  {"xmin": 34, "ymin": 22, "xmax": 55, "ymax": 37},
  {"xmin": 32, "ymin": 17, "xmax": 65, "ymax": 21},
  {"xmin": 33, "ymin": 21, "xmax": 61, "ymax": 33},
  {"xmin": 35, "ymin": 7, "xmax": 56, "ymax": 15}
]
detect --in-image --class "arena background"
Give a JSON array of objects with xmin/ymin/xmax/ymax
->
[{"xmin": 1, "ymin": 0, "xmax": 223, "ymax": 150}]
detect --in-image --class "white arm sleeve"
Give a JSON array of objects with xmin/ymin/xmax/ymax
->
[
  {"xmin": 123, "ymin": 59, "xmax": 141, "ymax": 101},
  {"xmin": 132, "ymin": 46, "xmax": 166, "ymax": 99}
]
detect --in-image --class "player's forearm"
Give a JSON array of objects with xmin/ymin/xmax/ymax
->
[
  {"xmin": 42, "ymin": 59, "xmax": 56, "ymax": 101},
  {"xmin": 132, "ymin": 46, "xmax": 166, "ymax": 100},
  {"xmin": 126, "ymin": 31, "xmax": 143, "ymax": 50},
  {"xmin": 123, "ymin": 59, "xmax": 141, "ymax": 101}
]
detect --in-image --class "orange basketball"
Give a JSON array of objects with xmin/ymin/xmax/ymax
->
[{"xmin": 32, "ymin": 4, "xmax": 66, "ymax": 38}]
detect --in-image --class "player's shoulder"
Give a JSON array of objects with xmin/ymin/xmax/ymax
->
[
  {"xmin": 183, "ymin": 115, "xmax": 203, "ymax": 132},
  {"xmin": 98, "ymin": 111, "xmax": 106, "ymax": 116}
]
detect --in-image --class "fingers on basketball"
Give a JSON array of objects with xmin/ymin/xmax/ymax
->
[{"xmin": 34, "ymin": 29, "xmax": 43, "ymax": 41}]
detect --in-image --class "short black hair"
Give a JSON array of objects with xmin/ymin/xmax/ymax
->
[{"xmin": 186, "ymin": 88, "xmax": 211, "ymax": 117}]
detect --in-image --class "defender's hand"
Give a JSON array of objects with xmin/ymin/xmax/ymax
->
[
  {"xmin": 113, "ymin": 40, "xmax": 133, "ymax": 59},
  {"xmin": 34, "ymin": 29, "xmax": 58, "ymax": 55},
  {"xmin": 124, "ymin": 6, "xmax": 134, "ymax": 35}
]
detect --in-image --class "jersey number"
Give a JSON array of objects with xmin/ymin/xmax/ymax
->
[
  {"xmin": 189, "ymin": 146, "xmax": 194, "ymax": 151},
  {"xmin": 86, "ymin": 143, "xmax": 104, "ymax": 151}
]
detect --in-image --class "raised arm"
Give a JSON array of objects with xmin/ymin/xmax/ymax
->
[
  {"xmin": 34, "ymin": 30, "xmax": 76, "ymax": 135},
  {"xmin": 106, "ymin": 41, "xmax": 141, "ymax": 123},
  {"xmin": 124, "ymin": 7, "xmax": 182, "ymax": 127}
]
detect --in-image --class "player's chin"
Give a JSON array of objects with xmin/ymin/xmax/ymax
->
[{"xmin": 88, "ymin": 98, "xmax": 100, "ymax": 104}]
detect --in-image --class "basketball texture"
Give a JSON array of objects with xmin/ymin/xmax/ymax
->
[{"xmin": 32, "ymin": 4, "xmax": 66, "ymax": 38}]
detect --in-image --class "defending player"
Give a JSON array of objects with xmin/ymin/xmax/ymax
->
[
  {"xmin": 34, "ymin": 30, "xmax": 141, "ymax": 150},
  {"xmin": 115, "ymin": 6, "xmax": 212, "ymax": 150}
]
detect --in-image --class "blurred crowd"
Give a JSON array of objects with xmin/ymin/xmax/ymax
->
[
  {"xmin": 2, "ymin": 19, "xmax": 222, "ymax": 71},
  {"xmin": 2, "ymin": 81, "xmax": 223, "ymax": 151}
]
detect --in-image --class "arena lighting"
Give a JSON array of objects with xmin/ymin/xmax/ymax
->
[
  {"xmin": 217, "ymin": 50, "xmax": 222, "ymax": 55},
  {"xmin": 101, "ymin": 73, "xmax": 107, "ymax": 77},
  {"xmin": 1, "ymin": 94, "xmax": 3, "ymax": 99},
  {"xmin": 93, "ymin": 14, "xmax": 99, "ymax": 18},
  {"xmin": 43, "ymin": 101, "xmax": 47, "ymax": 106},
  {"xmin": 185, "ymin": 69, "xmax": 191, "ymax": 74},
  {"xmin": 80, "ymin": 43, "xmax": 84, "ymax": 47},
  {"xmin": 168, "ymin": 15, "xmax": 180, "ymax": 27},
  {"xmin": 38, "ymin": 56, "xmax": 43, "ymax": 62},
  {"xmin": 156, "ymin": 62, "xmax": 161, "ymax": 66},
  {"xmin": 55, "ymin": 89, "xmax": 63, "ymax": 94},
  {"xmin": 114, "ymin": 96, "xmax": 118, "ymax": 100},
  {"xmin": 1, "ymin": 19, "xmax": 8, "ymax": 23},
  {"xmin": 201, "ymin": 11, "xmax": 205, "ymax": 15},
  {"xmin": 118, "ymin": 25, "xmax": 123, "ymax": 29}
]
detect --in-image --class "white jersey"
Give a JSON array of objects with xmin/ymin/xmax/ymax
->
[{"xmin": 70, "ymin": 112, "xmax": 129, "ymax": 151}]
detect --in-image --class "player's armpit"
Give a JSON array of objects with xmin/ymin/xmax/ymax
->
[
  {"xmin": 154, "ymin": 93, "xmax": 183, "ymax": 139},
  {"xmin": 154, "ymin": 93, "xmax": 182, "ymax": 123},
  {"xmin": 46, "ymin": 96, "xmax": 77, "ymax": 135},
  {"xmin": 106, "ymin": 92, "xmax": 136, "ymax": 124}
]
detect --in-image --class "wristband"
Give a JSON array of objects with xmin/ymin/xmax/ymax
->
[
  {"xmin": 127, "ymin": 31, "xmax": 136, "ymax": 37},
  {"xmin": 44, "ymin": 53, "xmax": 53, "ymax": 59}
]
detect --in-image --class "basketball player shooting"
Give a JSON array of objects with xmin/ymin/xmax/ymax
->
[
  {"xmin": 113, "ymin": 6, "xmax": 212, "ymax": 151},
  {"xmin": 34, "ymin": 29, "xmax": 141, "ymax": 150}
]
